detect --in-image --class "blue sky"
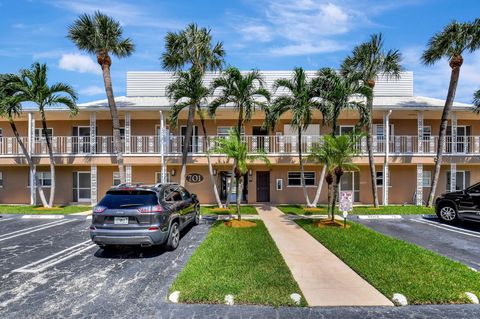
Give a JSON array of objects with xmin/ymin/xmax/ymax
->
[{"xmin": 1, "ymin": 0, "xmax": 480, "ymax": 103}]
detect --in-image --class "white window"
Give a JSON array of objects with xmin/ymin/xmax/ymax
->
[
  {"xmin": 217, "ymin": 127, "xmax": 244, "ymax": 136},
  {"xmin": 155, "ymin": 172, "xmax": 171, "ymax": 183},
  {"xmin": 29, "ymin": 172, "xmax": 52, "ymax": 187},
  {"xmin": 446, "ymin": 171, "xmax": 470, "ymax": 191},
  {"xmin": 276, "ymin": 179, "xmax": 283, "ymax": 191},
  {"xmin": 287, "ymin": 172, "xmax": 315, "ymax": 186},
  {"xmin": 376, "ymin": 171, "xmax": 391, "ymax": 187},
  {"xmin": 34, "ymin": 128, "xmax": 53, "ymax": 141},
  {"xmin": 422, "ymin": 171, "xmax": 431, "ymax": 187},
  {"xmin": 113, "ymin": 172, "xmax": 121, "ymax": 186},
  {"xmin": 374, "ymin": 124, "xmax": 394, "ymax": 137},
  {"xmin": 422, "ymin": 126, "xmax": 432, "ymax": 140},
  {"xmin": 0, "ymin": 171, "xmax": 3, "ymax": 188}
]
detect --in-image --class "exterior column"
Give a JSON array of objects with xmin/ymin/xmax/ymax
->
[
  {"xmin": 160, "ymin": 111, "xmax": 167, "ymax": 184},
  {"xmin": 91, "ymin": 165, "xmax": 97, "ymax": 206},
  {"xmin": 451, "ymin": 112, "xmax": 457, "ymax": 154},
  {"xmin": 450, "ymin": 163, "xmax": 456, "ymax": 192},
  {"xmin": 90, "ymin": 112, "xmax": 96, "ymax": 154},
  {"xmin": 417, "ymin": 111, "xmax": 423, "ymax": 153},
  {"xmin": 416, "ymin": 164, "xmax": 423, "ymax": 206},
  {"xmin": 28, "ymin": 113, "xmax": 36, "ymax": 205},
  {"xmin": 125, "ymin": 112, "xmax": 131, "ymax": 154},
  {"xmin": 383, "ymin": 110, "xmax": 392, "ymax": 206},
  {"xmin": 126, "ymin": 164, "xmax": 132, "ymax": 184}
]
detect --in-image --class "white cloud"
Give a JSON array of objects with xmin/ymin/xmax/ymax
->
[
  {"xmin": 270, "ymin": 41, "xmax": 347, "ymax": 56},
  {"xmin": 403, "ymin": 46, "xmax": 480, "ymax": 103},
  {"xmin": 80, "ymin": 85, "xmax": 104, "ymax": 96},
  {"xmin": 237, "ymin": 24, "xmax": 273, "ymax": 42},
  {"xmin": 59, "ymin": 53, "xmax": 101, "ymax": 75}
]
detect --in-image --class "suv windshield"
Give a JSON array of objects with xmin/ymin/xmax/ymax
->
[{"xmin": 99, "ymin": 190, "xmax": 159, "ymax": 209}]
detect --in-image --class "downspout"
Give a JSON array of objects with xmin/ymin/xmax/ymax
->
[
  {"xmin": 160, "ymin": 110, "xmax": 167, "ymax": 183},
  {"xmin": 383, "ymin": 110, "xmax": 392, "ymax": 206}
]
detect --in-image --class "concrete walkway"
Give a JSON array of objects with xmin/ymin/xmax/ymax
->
[{"xmin": 257, "ymin": 205, "xmax": 393, "ymax": 307}]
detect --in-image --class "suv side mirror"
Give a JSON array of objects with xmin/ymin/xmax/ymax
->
[{"xmin": 191, "ymin": 193, "xmax": 198, "ymax": 201}]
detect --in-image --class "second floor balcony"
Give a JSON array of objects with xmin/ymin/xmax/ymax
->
[{"xmin": 0, "ymin": 135, "xmax": 479, "ymax": 157}]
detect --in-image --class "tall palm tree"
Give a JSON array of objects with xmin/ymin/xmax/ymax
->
[
  {"xmin": 210, "ymin": 67, "xmax": 270, "ymax": 206},
  {"xmin": 68, "ymin": 11, "xmax": 135, "ymax": 184},
  {"xmin": 162, "ymin": 23, "xmax": 225, "ymax": 186},
  {"xmin": 166, "ymin": 69, "xmax": 222, "ymax": 207},
  {"xmin": 309, "ymin": 68, "xmax": 370, "ymax": 207},
  {"xmin": 266, "ymin": 67, "xmax": 328, "ymax": 207},
  {"xmin": 316, "ymin": 68, "xmax": 371, "ymax": 136},
  {"xmin": 0, "ymin": 74, "xmax": 49, "ymax": 207},
  {"xmin": 422, "ymin": 21, "xmax": 480, "ymax": 207},
  {"xmin": 328, "ymin": 134, "xmax": 360, "ymax": 221},
  {"xmin": 210, "ymin": 129, "xmax": 270, "ymax": 220},
  {"xmin": 12, "ymin": 63, "xmax": 78, "ymax": 207},
  {"xmin": 341, "ymin": 33, "xmax": 402, "ymax": 208}
]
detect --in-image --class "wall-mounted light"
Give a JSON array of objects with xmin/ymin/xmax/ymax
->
[
  {"xmin": 213, "ymin": 169, "xmax": 217, "ymax": 176},
  {"xmin": 248, "ymin": 169, "xmax": 253, "ymax": 176},
  {"xmin": 171, "ymin": 168, "xmax": 176, "ymax": 176}
]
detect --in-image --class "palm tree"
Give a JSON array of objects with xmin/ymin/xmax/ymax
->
[
  {"xmin": 162, "ymin": 23, "xmax": 225, "ymax": 187},
  {"xmin": 309, "ymin": 68, "xmax": 370, "ymax": 207},
  {"xmin": 68, "ymin": 11, "xmax": 135, "ymax": 184},
  {"xmin": 12, "ymin": 63, "xmax": 78, "ymax": 208},
  {"xmin": 341, "ymin": 33, "xmax": 402, "ymax": 208},
  {"xmin": 166, "ymin": 69, "xmax": 222, "ymax": 207},
  {"xmin": 308, "ymin": 137, "xmax": 336, "ymax": 218},
  {"xmin": 266, "ymin": 67, "xmax": 328, "ymax": 207},
  {"xmin": 210, "ymin": 129, "xmax": 270, "ymax": 220},
  {"xmin": 0, "ymin": 74, "xmax": 49, "ymax": 207},
  {"xmin": 210, "ymin": 67, "xmax": 270, "ymax": 206},
  {"xmin": 422, "ymin": 21, "xmax": 480, "ymax": 207},
  {"xmin": 328, "ymin": 134, "xmax": 360, "ymax": 221}
]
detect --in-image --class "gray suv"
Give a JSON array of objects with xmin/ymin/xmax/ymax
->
[{"xmin": 90, "ymin": 183, "xmax": 200, "ymax": 250}]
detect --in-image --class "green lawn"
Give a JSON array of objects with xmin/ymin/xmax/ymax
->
[
  {"xmin": 296, "ymin": 219, "xmax": 480, "ymax": 304},
  {"xmin": 170, "ymin": 221, "xmax": 305, "ymax": 307},
  {"xmin": 0, "ymin": 205, "xmax": 91, "ymax": 215},
  {"xmin": 200, "ymin": 205, "xmax": 258, "ymax": 215},
  {"xmin": 278, "ymin": 204, "xmax": 434, "ymax": 215}
]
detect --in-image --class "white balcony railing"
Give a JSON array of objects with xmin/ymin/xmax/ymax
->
[{"xmin": 0, "ymin": 135, "xmax": 479, "ymax": 156}]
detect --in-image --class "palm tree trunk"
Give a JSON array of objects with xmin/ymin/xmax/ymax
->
[
  {"xmin": 180, "ymin": 104, "xmax": 196, "ymax": 187},
  {"xmin": 331, "ymin": 174, "xmax": 343, "ymax": 221},
  {"xmin": 225, "ymin": 166, "xmax": 235, "ymax": 207},
  {"xmin": 40, "ymin": 111, "xmax": 54, "ymax": 208},
  {"xmin": 298, "ymin": 128, "xmax": 312, "ymax": 207},
  {"xmin": 198, "ymin": 109, "xmax": 222, "ymax": 207},
  {"xmin": 101, "ymin": 59, "xmax": 125, "ymax": 184},
  {"xmin": 8, "ymin": 120, "xmax": 48, "ymax": 207},
  {"xmin": 366, "ymin": 95, "xmax": 379, "ymax": 207},
  {"xmin": 428, "ymin": 63, "xmax": 462, "ymax": 207},
  {"xmin": 311, "ymin": 165, "xmax": 326, "ymax": 207},
  {"xmin": 236, "ymin": 175, "xmax": 242, "ymax": 220},
  {"xmin": 326, "ymin": 181, "xmax": 332, "ymax": 218}
]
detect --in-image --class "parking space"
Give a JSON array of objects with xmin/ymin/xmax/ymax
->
[
  {"xmin": 356, "ymin": 216, "xmax": 480, "ymax": 270},
  {"xmin": 0, "ymin": 215, "xmax": 210, "ymax": 318}
]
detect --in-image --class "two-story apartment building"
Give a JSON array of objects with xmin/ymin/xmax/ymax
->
[{"xmin": 0, "ymin": 71, "xmax": 477, "ymax": 207}]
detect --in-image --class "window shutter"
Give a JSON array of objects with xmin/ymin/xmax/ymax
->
[
  {"xmin": 73, "ymin": 172, "xmax": 78, "ymax": 202},
  {"xmin": 465, "ymin": 171, "xmax": 471, "ymax": 188}
]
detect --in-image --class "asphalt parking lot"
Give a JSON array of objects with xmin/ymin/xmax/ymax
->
[
  {"xmin": 356, "ymin": 215, "xmax": 480, "ymax": 270},
  {"xmin": 0, "ymin": 214, "xmax": 210, "ymax": 318}
]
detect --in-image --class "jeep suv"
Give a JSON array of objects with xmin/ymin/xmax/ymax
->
[
  {"xmin": 435, "ymin": 182, "xmax": 480, "ymax": 224},
  {"xmin": 90, "ymin": 183, "xmax": 200, "ymax": 250}
]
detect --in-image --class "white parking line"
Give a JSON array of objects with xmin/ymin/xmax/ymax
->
[
  {"xmin": 412, "ymin": 219, "xmax": 480, "ymax": 239},
  {"xmin": 0, "ymin": 218, "xmax": 14, "ymax": 223},
  {"xmin": 12, "ymin": 240, "xmax": 96, "ymax": 273},
  {"xmin": 0, "ymin": 219, "xmax": 76, "ymax": 242}
]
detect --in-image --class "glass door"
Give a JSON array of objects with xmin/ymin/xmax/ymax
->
[
  {"xmin": 339, "ymin": 171, "xmax": 360, "ymax": 202},
  {"xmin": 77, "ymin": 172, "xmax": 91, "ymax": 202}
]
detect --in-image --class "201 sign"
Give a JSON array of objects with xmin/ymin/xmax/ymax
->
[{"xmin": 186, "ymin": 173, "xmax": 204, "ymax": 184}]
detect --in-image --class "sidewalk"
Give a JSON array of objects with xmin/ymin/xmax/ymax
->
[{"xmin": 257, "ymin": 205, "xmax": 393, "ymax": 307}]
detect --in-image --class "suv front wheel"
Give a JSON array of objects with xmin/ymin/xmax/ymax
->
[{"xmin": 437, "ymin": 203, "xmax": 459, "ymax": 224}]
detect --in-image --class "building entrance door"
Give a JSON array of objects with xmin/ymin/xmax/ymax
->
[{"xmin": 256, "ymin": 171, "xmax": 270, "ymax": 202}]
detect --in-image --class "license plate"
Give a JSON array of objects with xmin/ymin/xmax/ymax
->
[{"xmin": 114, "ymin": 217, "xmax": 129, "ymax": 225}]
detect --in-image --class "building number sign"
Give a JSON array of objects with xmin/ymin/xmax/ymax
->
[{"xmin": 186, "ymin": 173, "xmax": 204, "ymax": 184}]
